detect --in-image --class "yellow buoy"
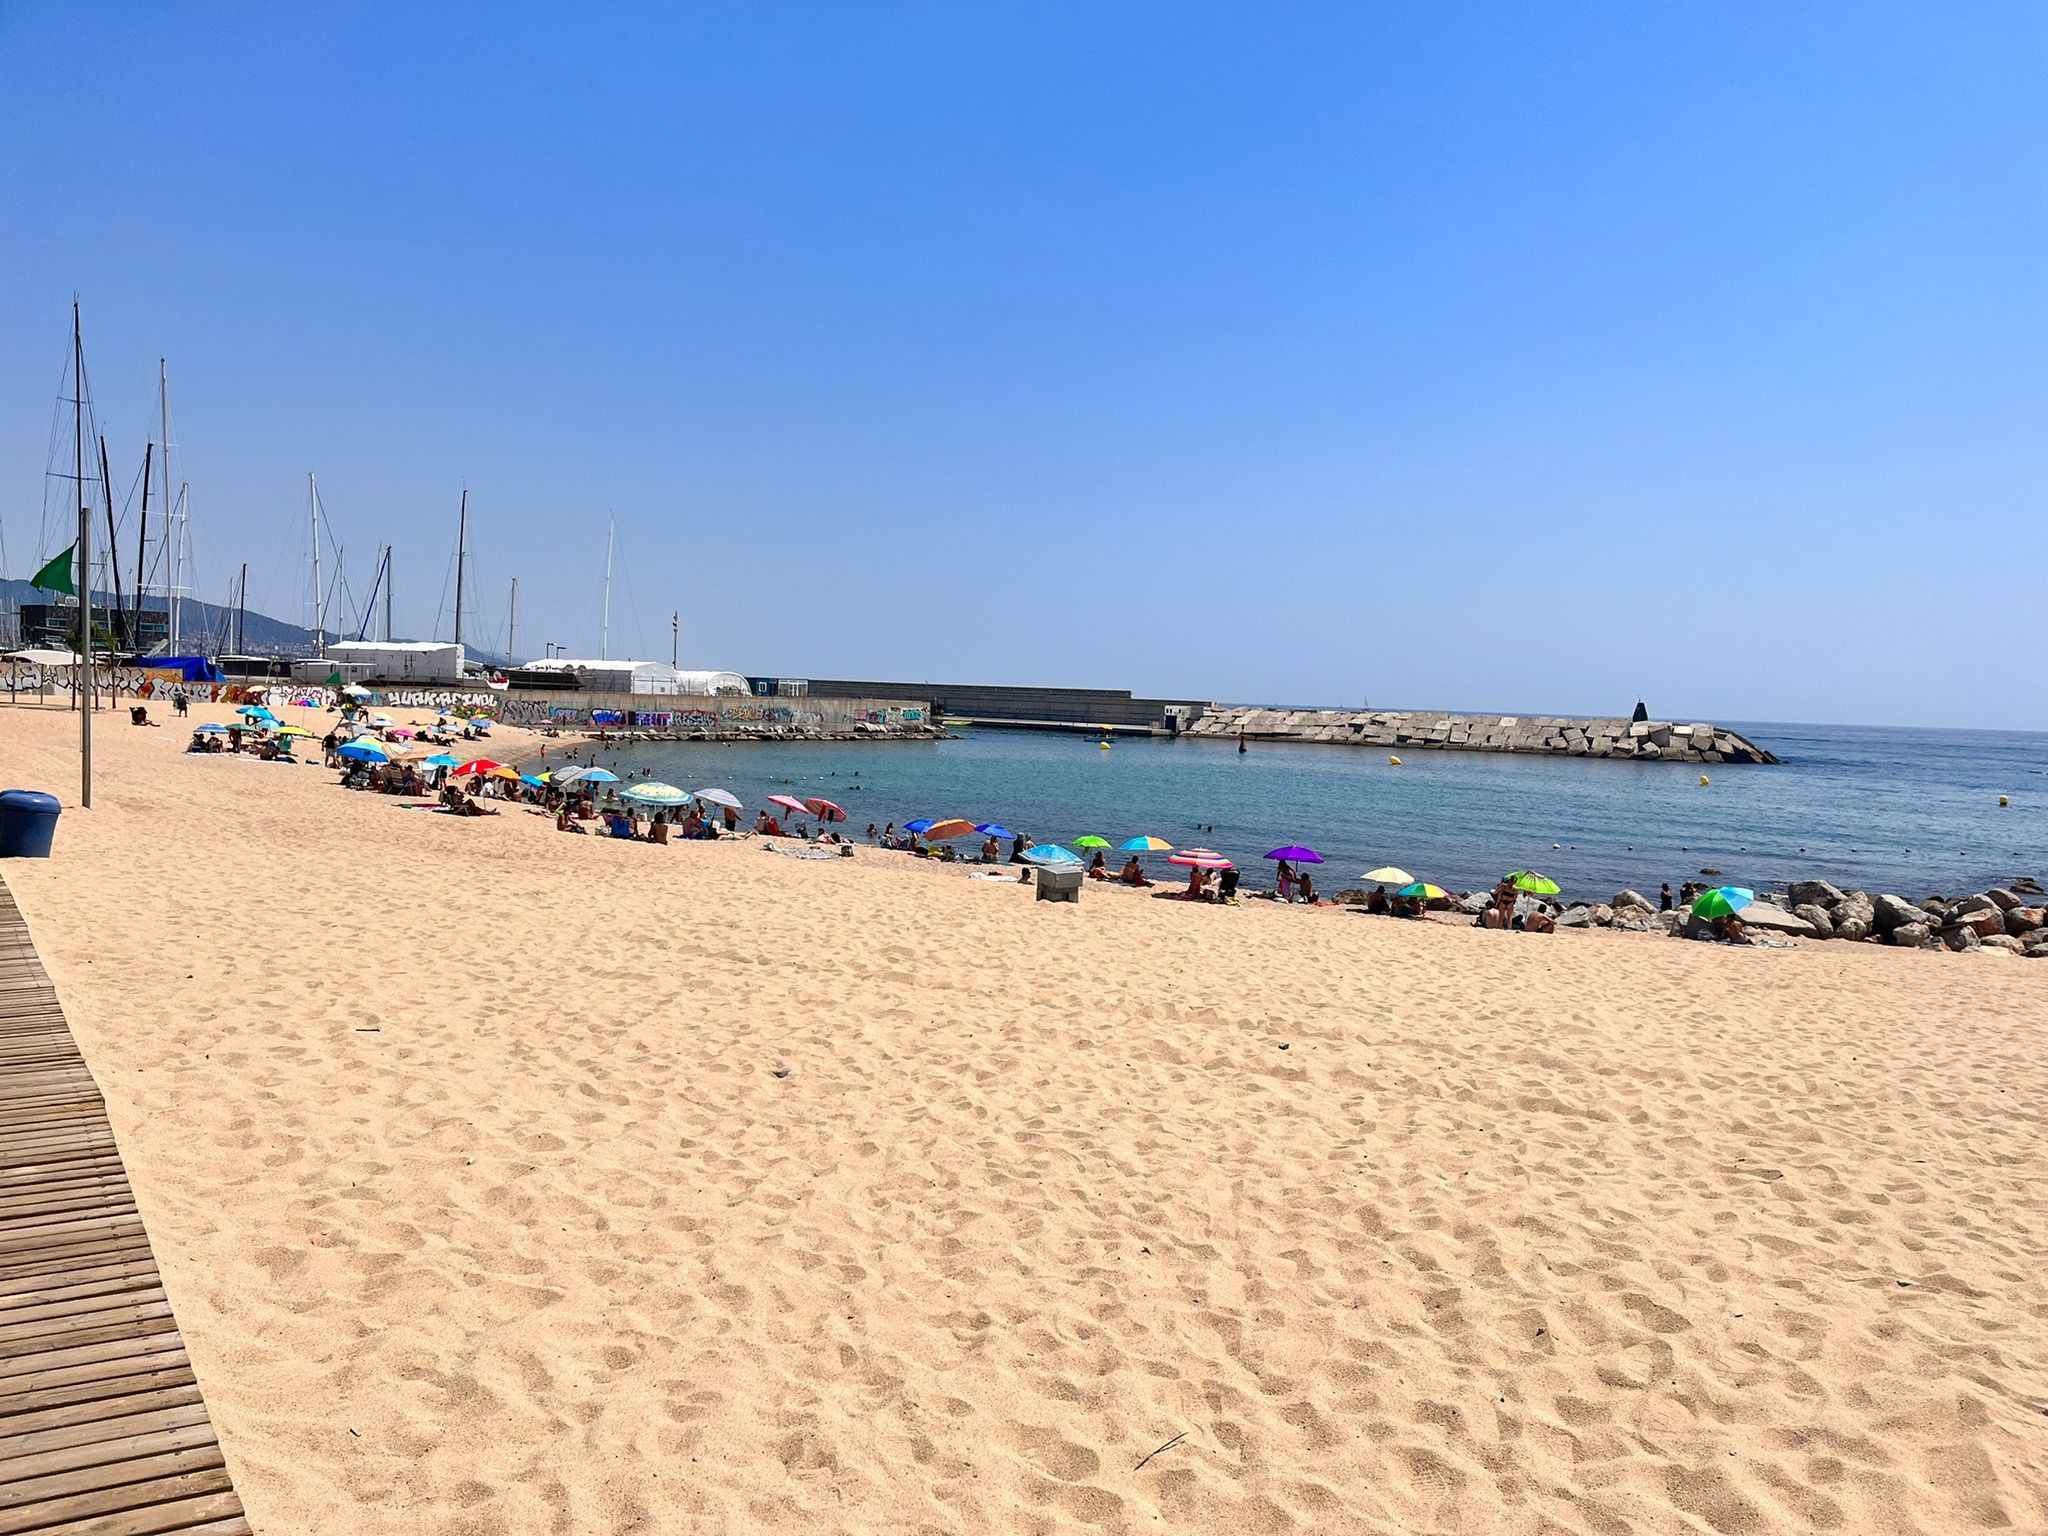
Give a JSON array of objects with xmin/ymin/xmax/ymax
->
[
  {"xmin": 1700, "ymin": 774, "xmax": 1710, "ymax": 786},
  {"xmin": 1099, "ymin": 741, "xmax": 1111, "ymax": 751},
  {"xmin": 1388, "ymin": 755, "xmax": 1402, "ymax": 766},
  {"xmin": 1999, "ymin": 794, "xmax": 2009, "ymax": 807}
]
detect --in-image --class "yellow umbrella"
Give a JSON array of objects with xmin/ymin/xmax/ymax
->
[
  {"xmin": 1118, "ymin": 836, "xmax": 1174, "ymax": 852},
  {"xmin": 1398, "ymin": 882, "xmax": 1449, "ymax": 900},
  {"xmin": 1361, "ymin": 866, "xmax": 1412, "ymax": 884},
  {"xmin": 272, "ymin": 725, "xmax": 313, "ymax": 738},
  {"xmin": 487, "ymin": 765, "xmax": 522, "ymax": 780}
]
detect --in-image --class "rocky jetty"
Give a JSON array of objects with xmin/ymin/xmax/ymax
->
[
  {"xmin": 1184, "ymin": 708, "xmax": 1776, "ymax": 764},
  {"xmin": 1537, "ymin": 876, "xmax": 2047, "ymax": 957}
]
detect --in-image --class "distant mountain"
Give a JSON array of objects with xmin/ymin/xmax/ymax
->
[{"xmin": 0, "ymin": 578, "xmax": 508, "ymax": 666}]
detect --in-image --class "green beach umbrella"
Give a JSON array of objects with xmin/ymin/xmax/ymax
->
[
  {"xmin": 1398, "ymin": 882, "xmax": 1449, "ymax": 900},
  {"xmin": 1690, "ymin": 886, "xmax": 1754, "ymax": 919},
  {"xmin": 1074, "ymin": 835, "xmax": 1111, "ymax": 849},
  {"xmin": 1507, "ymin": 871, "xmax": 1561, "ymax": 895}
]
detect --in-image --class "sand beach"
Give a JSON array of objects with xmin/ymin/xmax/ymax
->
[{"xmin": 1, "ymin": 700, "xmax": 2042, "ymax": 1534}]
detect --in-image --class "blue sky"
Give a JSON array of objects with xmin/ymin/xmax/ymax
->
[{"xmin": 3, "ymin": 4, "xmax": 2042, "ymax": 728}]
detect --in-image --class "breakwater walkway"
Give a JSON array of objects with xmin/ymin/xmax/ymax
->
[{"xmin": 1183, "ymin": 707, "xmax": 1777, "ymax": 764}]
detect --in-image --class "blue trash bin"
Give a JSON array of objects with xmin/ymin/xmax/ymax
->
[{"xmin": 0, "ymin": 790, "xmax": 62, "ymax": 859}]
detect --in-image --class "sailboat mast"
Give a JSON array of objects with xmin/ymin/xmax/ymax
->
[
  {"xmin": 97, "ymin": 437, "xmax": 125, "ymax": 645},
  {"xmin": 310, "ymin": 472, "xmax": 324, "ymax": 658},
  {"xmin": 453, "ymin": 489, "xmax": 467, "ymax": 647},
  {"xmin": 385, "ymin": 548, "xmax": 394, "ymax": 643},
  {"xmin": 135, "ymin": 441, "xmax": 152, "ymax": 648},
  {"xmin": 160, "ymin": 361, "xmax": 178, "ymax": 653},
  {"xmin": 237, "ymin": 561, "xmax": 247, "ymax": 653},
  {"xmin": 507, "ymin": 577, "xmax": 517, "ymax": 665},
  {"xmin": 601, "ymin": 517, "xmax": 614, "ymax": 661},
  {"xmin": 73, "ymin": 300, "xmax": 92, "ymax": 805}
]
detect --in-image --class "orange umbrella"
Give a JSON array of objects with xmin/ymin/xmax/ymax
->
[{"xmin": 922, "ymin": 818, "xmax": 976, "ymax": 841}]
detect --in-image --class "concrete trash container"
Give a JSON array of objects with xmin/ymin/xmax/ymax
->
[
  {"xmin": 1034, "ymin": 866, "xmax": 1083, "ymax": 903},
  {"xmin": 0, "ymin": 790, "xmax": 62, "ymax": 859}
]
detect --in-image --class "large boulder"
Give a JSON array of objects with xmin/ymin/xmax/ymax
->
[
  {"xmin": 1740, "ymin": 903, "xmax": 1816, "ymax": 936},
  {"xmin": 1554, "ymin": 906, "xmax": 1594, "ymax": 928},
  {"xmin": 2005, "ymin": 907, "xmax": 2042, "ymax": 938},
  {"xmin": 1918, "ymin": 896, "xmax": 1949, "ymax": 917},
  {"xmin": 1889, "ymin": 921, "xmax": 1933, "ymax": 949},
  {"xmin": 1942, "ymin": 924, "xmax": 1983, "ymax": 952},
  {"xmin": 1586, "ymin": 903, "xmax": 1615, "ymax": 925},
  {"xmin": 1980, "ymin": 935, "xmax": 2026, "ymax": 954},
  {"xmin": 1792, "ymin": 903, "xmax": 1836, "ymax": 939},
  {"xmin": 1953, "ymin": 906, "xmax": 2005, "ymax": 941},
  {"xmin": 1787, "ymin": 879, "xmax": 1847, "ymax": 909},
  {"xmin": 1612, "ymin": 889, "xmax": 1653, "ymax": 913},
  {"xmin": 1873, "ymin": 894, "xmax": 1921, "ymax": 934},
  {"xmin": 1833, "ymin": 892, "xmax": 1875, "ymax": 942},
  {"xmin": 1985, "ymin": 888, "xmax": 2023, "ymax": 912},
  {"xmin": 1953, "ymin": 893, "xmax": 2001, "ymax": 918}
]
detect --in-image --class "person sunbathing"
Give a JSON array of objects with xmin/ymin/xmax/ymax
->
[
  {"xmin": 1365, "ymin": 884, "xmax": 1389, "ymax": 914},
  {"xmin": 1086, "ymin": 851, "xmax": 1108, "ymax": 880},
  {"xmin": 1479, "ymin": 900, "xmax": 1507, "ymax": 929},
  {"xmin": 555, "ymin": 806, "xmax": 586, "ymax": 833},
  {"xmin": 1120, "ymin": 856, "xmax": 1153, "ymax": 887}
]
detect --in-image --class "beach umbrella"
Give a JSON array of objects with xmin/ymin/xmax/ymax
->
[
  {"xmin": 922, "ymin": 818, "xmax": 977, "ymax": 842},
  {"xmin": 556, "ymin": 766, "xmax": 617, "ymax": 784},
  {"xmin": 805, "ymin": 796, "xmax": 847, "ymax": 821},
  {"xmin": 766, "ymin": 794, "xmax": 809, "ymax": 816},
  {"xmin": 487, "ymin": 765, "xmax": 521, "ymax": 780},
  {"xmin": 235, "ymin": 705, "xmax": 275, "ymax": 721},
  {"xmin": 369, "ymin": 714, "xmax": 394, "ymax": 727},
  {"xmin": 1690, "ymin": 886, "xmax": 1755, "ymax": 919},
  {"xmin": 193, "ymin": 723, "xmax": 229, "ymax": 735},
  {"xmin": 520, "ymin": 774, "xmax": 547, "ymax": 788},
  {"xmin": 692, "ymin": 788, "xmax": 742, "ymax": 810},
  {"xmin": 1169, "ymin": 847, "xmax": 1233, "ymax": 870},
  {"xmin": 1362, "ymin": 865, "xmax": 1413, "ymax": 885},
  {"xmin": 341, "ymin": 683, "xmax": 372, "ymax": 697},
  {"xmin": 623, "ymin": 781, "xmax": 691, "ymax": 807},
  {"xmin": 272, "ymin": 726, "xmax": 313, "ymax": 739},
  {"xmin": 450, "ymin": 758, "xmax": 504, "ymax": 777},
  {"xmin": 1020, "ymin": 844, "xmax": 1083, "ymax": 866},
  {"xmin": 1398, "ymin": 882, "xmax": 1449, "ymax": 900},
  {"xmin": 388, "ymin": 728, "xmax": 415, "ymax": 738},
  {"xmin": 1506, "ymin": 870, "xmax": 1561, "ymax": 895},
  {"xmin": 1264, "ymin": 845, "xmax": 1324, "ymax": 864},
  {"xmin": 974, "ymin": 823, "xmax": 1016, "ymax": 841},
  {"xmin": 338, "ymin": 741, "xmax": 391, "ymax": 763},
  {"xmin": 1074, "ymin": 835, "xmax": 1111, "ymax": 849},
  {"xmin": 1119, "ymin": 836, "xmax": 1174, "ymax": 852},
  {"xmin": 903, "ymin": 818, "xmax": 936, "ymax": 835},
  {"xmin": 423, "ymin": 753, "xmax": 460, "ymax": 767}
]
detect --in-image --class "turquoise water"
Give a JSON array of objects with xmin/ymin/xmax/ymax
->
[{"xmin": 581, "ymin": 722, "xmax": 2047, "ymax": 901}]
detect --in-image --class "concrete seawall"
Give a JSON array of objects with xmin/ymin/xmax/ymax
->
[{"xmin": 1182, "ymin": 707, "xmax": 1777, "ymax": 764}]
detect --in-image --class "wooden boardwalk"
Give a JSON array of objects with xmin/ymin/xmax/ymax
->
[{"xmin": 0, "ymin": 875, "xmax": 251, "ymax": 1535}]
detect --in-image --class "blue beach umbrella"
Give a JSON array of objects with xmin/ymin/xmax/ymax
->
[
  {"xmin": 338, "ymin": 741, "xmax": 391, "ymax": 763},
  {"xmin": 520, "ymin": 774, "xmax": 548, "ymax": 788},
  {"xmin": 1691, "ymin": 886, "xmax": 1755, "ymax": 920},
  {"xmin": 1119, "ymin": 836, "xmax": 1174, "ymax": 853},
  {"xmin": 974, "ymin": 823, "xmax": 1016, "ymax": 841},
  {"xmin": 556, "ymin": 766, "xmax": 619, "ymax": 785},
  {"xmin": 193, "ymin": 723, "xmax": 229, "ymax": 735},
  {"xmin": 903, "ymin": 818, "xmax": 936, "ymax": 835},
  {"xmin": 423, "ymin": 753, "xmax": 460, "ymax": 767},
  {"xmin": 1020, "ymin": 844, "xmax": 1083, "ymax": 867}
]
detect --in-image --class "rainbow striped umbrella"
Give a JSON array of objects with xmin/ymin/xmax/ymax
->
[
  {"xmin": 1119, "ymin": 836, "xmax": 1173, "ymax": 852},
  {"xmin": 1169, "ymin": 847, "xmax": 1233, "ymax": 871}
]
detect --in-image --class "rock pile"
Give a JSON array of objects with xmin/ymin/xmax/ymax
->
[
  {"xmin": 1183, "ymin": 708, "xmax": 1776, "ymax": 764},
  {"xmin": 1544, "ymin": 879, "xmax": 2047, "ymax": 956}
]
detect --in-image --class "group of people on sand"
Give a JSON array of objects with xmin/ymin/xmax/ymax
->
[{"xmin": 1477, "ymin": 876, "xmax": 1558, "ymax": 933}]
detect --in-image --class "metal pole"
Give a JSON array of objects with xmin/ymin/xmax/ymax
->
[
  {"xmin": 453, "ymin": 488, "xmax": 468, "ymax": 647},
  {"xmin": 507, "ymin": 577, "xmax": 517, "ymax": 664},
  {"xmin": 385, "ymin": 547, "xmax": 394, "ymax": 642},
  {"xmin": 310, "ymin": 473, "xmax": 324, "ymax": 658},
  {"xmin": 237, "ymin": 562, "xmax": 247, "ymax": 653},
  {"xmin": 671, "ymin": 610, "xmax": 678, "ymax": 667},
  {"xmin": 601, "ymin": 518, "xmax": 613, "ymax": 660},
  {"xmin": 161, "ymin": 361, "xmax": 176, "ymax": 653},
  {"xmin": 73, "ymin": 301, "xmax": 92, "ymax": 806}
]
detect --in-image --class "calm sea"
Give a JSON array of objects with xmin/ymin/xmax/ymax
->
[{"xmin": 583, "ymin": 721, "xmax": 2047, "ymax": 901}]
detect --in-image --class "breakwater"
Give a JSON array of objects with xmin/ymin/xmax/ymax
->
[
  {"xmin": 489, "ymin": 689, "xmax": 942, "ymax": 743},
  {"xmin": 1182, "ymin": 708, "xmax": 1777, "ymax": 764}
]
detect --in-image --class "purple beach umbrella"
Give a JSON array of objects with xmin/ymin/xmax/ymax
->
[{"xmin": 1264, "ymin": 845, "xmax": 1324, "ymax": 863}]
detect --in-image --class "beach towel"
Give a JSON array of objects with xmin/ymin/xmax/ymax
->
[{"xmin": 769, "ymin": 846, "xmax": 839, "ymax": 860}]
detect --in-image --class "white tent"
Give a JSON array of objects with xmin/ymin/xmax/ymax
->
[{"xmin": 4, "ymin": 647, "xmax": 84, "ymax": 667}]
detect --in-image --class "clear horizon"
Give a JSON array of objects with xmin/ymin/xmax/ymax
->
[{"xmin": 3, "ymin": 5, "xmax": 2044, "ymax": 732}]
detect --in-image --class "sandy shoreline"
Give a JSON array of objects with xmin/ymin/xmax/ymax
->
[{"xmin": 2, "ymin": 699, "xmax": 2043, "ymax": 1533}]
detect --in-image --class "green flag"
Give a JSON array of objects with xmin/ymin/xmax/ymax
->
[
  {"xmin": 326, "ymin": 669, "xmax": 343, "ymax": 688},
  {"xmin": 30, "ymin": 543, "xmax": 76, "ymax": 596}
]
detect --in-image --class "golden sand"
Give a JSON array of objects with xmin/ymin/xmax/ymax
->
[{"xmin": 3, "ymin": 700, "xmax": 2043, "ymax": 1534}]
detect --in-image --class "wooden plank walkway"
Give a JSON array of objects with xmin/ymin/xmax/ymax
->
[{"xmin": 0, "ymin": 875, "xmax": 252, "ymax": 1535}]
